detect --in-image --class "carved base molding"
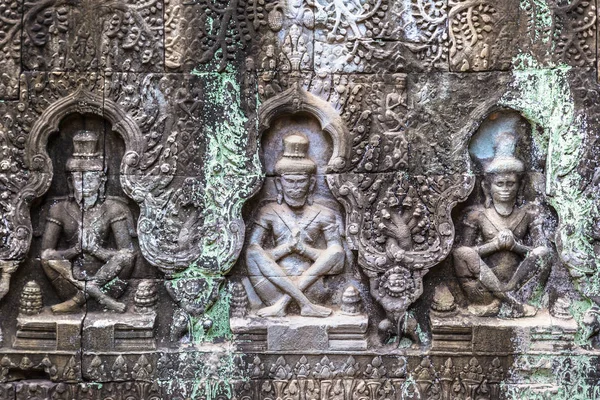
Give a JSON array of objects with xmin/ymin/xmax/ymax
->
[
  {"xmin": 231, "ymin": 312, "xmax": 369, "ymax": 352},
  {"xmin": 431, "ymin": 309, "xmax": 578, "ymax": 353},
  {"xmin": 14, "ymin": 310, "xmax": 156, "ymax": 352},
  {"xmin": 1, "ymin": 349, "xmax": 599, "ymax": 399}
]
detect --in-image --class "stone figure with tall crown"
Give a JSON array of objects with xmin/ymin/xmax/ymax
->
[
  {"xmin": 245, "ymin": 133, "xmax": 345, "ymax": 317},
  {"xmin": 41, "ymin": 131, "xmax": 136, "ymax": 313},
  {"xmin": 453, "ymin": 136, "xmax": 552, "ymax": 317}
]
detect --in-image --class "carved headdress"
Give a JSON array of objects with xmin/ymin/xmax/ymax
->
[
  {"xmin": 483, "ymin": 131, "xmax": 525, "ymax": 175},
  {"xmin": 274, "ymin": 133, "xmax": 317, "ymax": 175},
  {"xmin": 66, "ymin": 130, "xmax": 104, "ymax": 172}
]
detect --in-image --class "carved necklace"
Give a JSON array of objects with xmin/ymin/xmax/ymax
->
[
  {"xmin": 272, "ymin": 207, "xmax": 322, "ymax": 235},
  {"xmin": 483, "ymin": 207, "xmax": 527, "ymax": 234}
]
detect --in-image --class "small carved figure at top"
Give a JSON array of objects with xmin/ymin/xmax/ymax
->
[
  {"xmin": 41, "ymin": 131, "xmax": 136, "ymax": 314},
  {"xmin": 245, "ymin": 134, "xmax": 345, "ymax": 317},
  {"xmin": 453, "ymin": 145, "xmax": 552, "ymax": 317}
]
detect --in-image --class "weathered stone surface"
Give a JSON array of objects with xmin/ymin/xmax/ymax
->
[
  {"xmin": 0, "ymin": 0, "xmax": 22, "ymax": 100},
  {"xmin": 0, "ymin": 0, "xmax": 600, "ymax": 398},
  {"xmin": 21, "ymin": 0, "xmax": 164, "ymax": 72}
]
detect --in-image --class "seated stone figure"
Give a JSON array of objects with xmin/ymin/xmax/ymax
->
[
  {"xmin": 453, "ymin": 154, "xmax": 551, "ymax": 317},
  {"xmin": 41, "ymin": 131, "xmax": 136, "ymax": 313},
  {"xmin": 246, "ymin": 134, "xmax": 345, "ymax": 318}
]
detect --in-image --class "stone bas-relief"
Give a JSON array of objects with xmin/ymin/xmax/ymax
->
[
  {"xmin": 246, "ymin": 134, "xmax": 344, "ymax": 318},
  {"xmin": 453, "ymin": 153, "xmax": 551, "ymax": 318},
  {"xmin": 13, "ymin": 127, "xmax": 158, "ymax": 355},
  {"xmin": 41, "ymin": 131, "xmax": 135, "ymax": 314},
  {"xmin": 232, "ymin": 132, "xmax": 369, "ymax": 351},
  {"xmin": 0, "ymin": 0, "xmax": 600, "ymax": 398}
]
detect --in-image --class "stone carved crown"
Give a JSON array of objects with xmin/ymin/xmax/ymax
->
[
  {"xmin": 275, "ymin": 133, "xmax": 317, "ymax": 175},
  {"xmin": 66, "ymin": 130, "xmax": 103, "ymax": 172}
]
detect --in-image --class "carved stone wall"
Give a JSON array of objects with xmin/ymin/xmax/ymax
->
[{"xmin": 0, "ymin": 0, "xmax": 599, "ymax": 399}]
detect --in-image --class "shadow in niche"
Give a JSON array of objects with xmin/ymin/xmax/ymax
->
[{"xmin": 6, "ymin": 368, "xmax": 50, "ymax": 381}]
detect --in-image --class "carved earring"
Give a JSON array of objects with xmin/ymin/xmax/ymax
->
[
  {"xmin": 275, "ymin": 178, "xmax": 283, "ymax": 204},
  {"xmin": 66, "ymin": 176, "xmax": 74, "ymax": 200},
  {"xmin": 481, "ymin": 181, "xmax": 492, "ymax": 208},
  {"xmin": 308, "ymin": 177, "xmax": 316, "ymax": 205},
  {"xmin": 100, "ymin": 176, "xmax": 108, "ymax": 203}
]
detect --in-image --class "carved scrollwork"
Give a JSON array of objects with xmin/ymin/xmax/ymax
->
[{"xmin": 19, "ymin": 0, "xmax": 164, "ymax": 71}]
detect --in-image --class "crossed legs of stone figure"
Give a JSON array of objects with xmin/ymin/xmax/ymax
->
[
  {"xmin": 454, "ymin": 247, "xmax": 549, "ymax": 316},
  {"xmin": 42, "ymin": 249, "xmax": 134, "ymax": 313},
  {"xmin": 247, "ymin": 245, "xmax": 344, "ymax": 317}
]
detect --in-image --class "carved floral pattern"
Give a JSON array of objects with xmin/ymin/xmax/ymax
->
[{"xmin": 20, "ymin": 0, "xmax": 164, "ymax": 71}]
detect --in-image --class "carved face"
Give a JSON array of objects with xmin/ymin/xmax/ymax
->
[
  {"xmin": 278, "ymin": 174, "xmax": 313, "ymax": 208},
  {"xmin": 72, "ymin": 171, "xmax": 104, "ymax": 209},
  {"xmin": 386, "ymin": 273, "xmax": 407, "ymax": 295},
  {"xmin": 142, "ymin": 49, "xmax": 153, "ymax": 64},
  {"xmin": 489, "ymin": 173, "xmax": 519, "ymax": 205}
]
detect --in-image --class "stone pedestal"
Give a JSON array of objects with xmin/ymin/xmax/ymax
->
[
  {"xmin": 83, "ymin": 312, "xmax": 157, "ymax": 351},
  {"xmin": 430, "ymin": 309, "xmax": 577, "ymax": 353},
  {"xmin": 14, "ymin": 310, "xmax": 85, "ymax": 351},
  {"xmin": 231, "ymin": 311, "xmax": 368, "ymax": 352},
  {"xmin": 14, "ymin": 309, "xmax": 156, "ymax": 352}
]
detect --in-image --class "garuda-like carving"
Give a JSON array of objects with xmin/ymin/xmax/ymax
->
[{"xmin": 330, "ymin": 172, "xmax": 474, "ymax": 346}]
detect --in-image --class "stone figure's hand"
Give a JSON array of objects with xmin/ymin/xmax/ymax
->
[
  {"xmin": 294, "ymin": 240, "xmax": 307, "ymax": 256},
  {"xmin": 81, "ymin": 230, "xmax": 91, "ymax": 252},
  {"xmin": 81, "ymin": 230, "xmax": 93, "ymax": 253},
  {"xmin": 532, "ymin": 246, "xmax": 550, "ymax": 257},
  {"xmin": 82, "ymin": 230, "xmax": 100, "ymax": 255},
  {"xmin": 497, "ymin": 229, "xmax": 516, "ymax": 250},
  {"xmin": 289, "ymin": 230, "xmax": 303, "ymax": 254}
]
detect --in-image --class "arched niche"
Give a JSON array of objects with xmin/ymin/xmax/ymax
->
[
  {"xmin": 25, "ymin": 87, "xmax": 144, "ymax": 199},
  {"xmin": 461, "ymin": 108, "xmax": 548, "ymax": 208},
  {"xmin": 7, "ymin": 88, "xmax": 145, "ymax": 264},
  {"xmin": 247, "ymin": 86, "xmax": 353, "ymax": 216},
  {"xmin": 253, "ymin": 111, "xmax": 339, "ymax": 210},
  {"xmin": 469, "ymin": 109, "xmax": 544, "ymax": 174},
  {"xmin": 258, "ymin": 86, "xmax": 351, "ymax": 173},
  {"xmin": 41, "ymin": 114, "xmax": 127, "ymax": 198},
  {"xmin": 232, "ymin": 86, "xmax": 358, "ymax": 316},
  {"xmin": 441, "ymin": 106, "xmax": 561, "ymax": 317}
]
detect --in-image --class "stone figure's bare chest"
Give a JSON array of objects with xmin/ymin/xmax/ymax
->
[
  {"xmin": 58, "ymin": 203, "xmax": 112, "ymax": 241},
  {"xmin": 479, "ymin": 209, "xmax": 530, "ymax": 240}
]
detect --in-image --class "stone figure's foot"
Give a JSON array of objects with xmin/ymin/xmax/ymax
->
[
  {"xmin": 102, "ymin": 297, "xmax": 127, "ymax": 313},
  {"xmin": 300, "ymin": 303, "xmax": 332, "ymax": 318},
  {"xmin": 257, "ymin": 303, "xmax": 287, "ymax": 317},
  {"xmin": 51, "ymin": 292, "xmax": 85, "ymax": 314},
  {"xmin": 514, "ymin": 303, "xmax": 537, "ymax": 318},
  {"xmin": 52, "ymin": 298, "xmax": 82, "ymax": 314},
  {"xmin": 467, "ymin": 299, "xmax": 501, "ymax": 317},
  {"xmin": 523, "ymin": 304, "xmax": 537, "ymax": 317}
]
